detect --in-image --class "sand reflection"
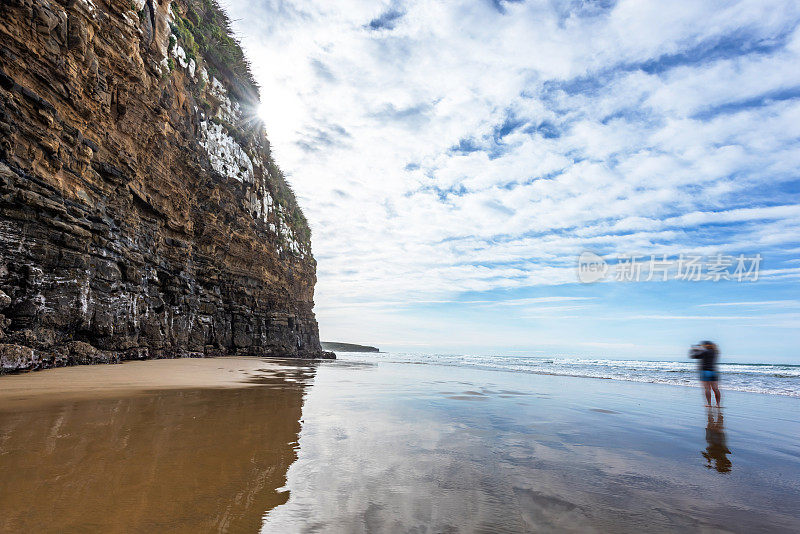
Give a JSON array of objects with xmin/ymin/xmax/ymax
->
[{"xmin": 0, "ymin": 361, "xmax": 315, "ymax": 533}]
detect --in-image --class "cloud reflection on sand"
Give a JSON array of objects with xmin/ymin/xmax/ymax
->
[{"xmin": 263, "ymin": 358, "xmax": 800, "ymax": 533}]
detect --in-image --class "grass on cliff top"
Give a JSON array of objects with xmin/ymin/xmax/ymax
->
[{"xmin": 171, "ymin": 0, "xmax": 258, "ymax": 104}]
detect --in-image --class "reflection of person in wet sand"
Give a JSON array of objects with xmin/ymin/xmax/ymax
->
[{"xmin": 703, "ymin": 408, "xmax": 732, "ymax": 473}]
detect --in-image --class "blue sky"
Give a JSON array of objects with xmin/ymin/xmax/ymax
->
[{"xmin": 223, "ymin": 0, "xmax": 800, "ymax": 363}]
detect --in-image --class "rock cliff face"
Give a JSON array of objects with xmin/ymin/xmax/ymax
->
[{"xmin": 0, "ymin": 0, "xmax": 330, "ymax": 372}]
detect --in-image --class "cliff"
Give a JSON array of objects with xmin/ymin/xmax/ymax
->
[{"xmin": 0, "ymin": 0, "xmax": 331, "ymax": 372}]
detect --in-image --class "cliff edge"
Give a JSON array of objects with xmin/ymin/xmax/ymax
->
[{"xmin": 0, "ymin": 0, "xmax": 331, "ymax": 372}]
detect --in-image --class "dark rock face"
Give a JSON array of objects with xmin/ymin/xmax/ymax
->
[{"xmin": 0, "ymin": 0, "xmax": 331, "ymax": 372}]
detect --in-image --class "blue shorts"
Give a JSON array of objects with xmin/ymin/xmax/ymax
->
[{"xmin": 700, "ymin": 370, "xmax": 719, "ymax": 382}]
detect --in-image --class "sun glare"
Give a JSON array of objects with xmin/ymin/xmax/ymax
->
[{"xmin": 257, "ymin": 102, "xmax": 271, "ymax": 124}]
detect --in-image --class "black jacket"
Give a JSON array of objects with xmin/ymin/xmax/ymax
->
[{"xmin": 690, "ymin": 346, "xmax": 718, "ymax": 372}]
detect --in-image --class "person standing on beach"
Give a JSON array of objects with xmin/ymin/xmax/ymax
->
[{"xmin": 690, "ymin": 341, "xmax": 721, "ymax": 407}]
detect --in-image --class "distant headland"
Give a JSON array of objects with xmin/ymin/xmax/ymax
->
[{"xmin": 321, "ymin": 342, "xmax": 380, "ymax": 353}]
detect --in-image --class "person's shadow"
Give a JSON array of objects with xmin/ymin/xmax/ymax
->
[{"xmin": 702, "ymin": 408, "xmax": 732, "ymax": 473}]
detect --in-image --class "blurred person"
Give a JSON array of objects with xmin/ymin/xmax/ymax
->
[{"xmin": 690, "ymin": 341, "xmax": 721, "ymax": 407}]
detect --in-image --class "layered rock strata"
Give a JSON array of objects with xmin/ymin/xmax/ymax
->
[{"xmin": 0, "ymin": 0, "xmax": 331, "ymax": 372}]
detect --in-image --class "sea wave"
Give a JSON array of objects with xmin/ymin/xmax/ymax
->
[{"xmin": 334, "ymin": 352, "xmax": 800, "ymax": 398}]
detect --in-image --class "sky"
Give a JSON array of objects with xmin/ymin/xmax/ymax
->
[{"xmin": 222, "ymin": 0, "xmax": 800, "ymax": 363}]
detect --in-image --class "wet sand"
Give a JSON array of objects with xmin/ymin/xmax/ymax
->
[
  {"xmin": 1, "ymin": 356, "xmax": 799, "ymax": 533},
  {"xmin": 0, "ymin": 358, "xmax": 317, "ymax": 533},
  {"xmin": 0, "ymin": 357, "xmax": 299, "ymax": 411},
  {"xmin": 265, "ymin": 357, "xmax": 800, "ymax": 533}
]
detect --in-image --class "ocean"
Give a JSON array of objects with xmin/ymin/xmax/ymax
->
[{"xmin": 336, "ymin": 351, "xmax": 800, "ymax": 398}]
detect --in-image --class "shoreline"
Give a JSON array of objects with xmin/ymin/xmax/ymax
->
[
  {"xmin": 2, "ymin": 353, "xmax": 795, "ymax": 405},
  {"xmin": 332, "ymin": 351, "xmax": 800, "ymax": 398}
]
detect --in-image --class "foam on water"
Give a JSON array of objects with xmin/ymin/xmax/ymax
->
[{"xmin": 336, "ymin": 352, "xmax": 800, "ymax": 398}]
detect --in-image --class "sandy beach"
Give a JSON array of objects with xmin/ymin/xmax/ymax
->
[
  {"xmin": 1, "ymin": 355, "xmax": 799, "ymax": 533},
  {"xmin": 0, "ymin": 357, "xmax": 305, "ymax": 411},
  {"xmin": 0, "ymin": 358, "xmax": 318, "ymax": 533}
]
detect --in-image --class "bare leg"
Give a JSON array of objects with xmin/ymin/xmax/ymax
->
[
  {"xmin": 703, "ymin": 383, "xmax": 712, "ymax": 406},
  {"xmin": 711, "ymin": 382, "xmax": 721, "ymax": 407}
]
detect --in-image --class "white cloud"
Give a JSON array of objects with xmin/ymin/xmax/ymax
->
[
  {"xmin": 222, "ymin": 0, "xmax": 800, "ymax": 344},
  {"xmin": 698, "ymin": 300, "xmax": 800, "ymax": 308}
]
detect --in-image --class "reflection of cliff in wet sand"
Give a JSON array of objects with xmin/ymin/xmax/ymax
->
[{"xmin": 0, "ymin": 358, "xmax": 315, "ymax": 533}]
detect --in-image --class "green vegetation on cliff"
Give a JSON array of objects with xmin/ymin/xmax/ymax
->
[{"xmin": 171, "ymin": 0, "xmax": 258, "ymax": 102}]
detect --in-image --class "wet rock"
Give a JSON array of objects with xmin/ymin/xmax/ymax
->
[
  {"xmin": 64, "ymin": 341, "xmax": 115, "ymax": 364},
  {"xmin": 0, "ymin": 344, "xmax": 37, "ymax": 371}
]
